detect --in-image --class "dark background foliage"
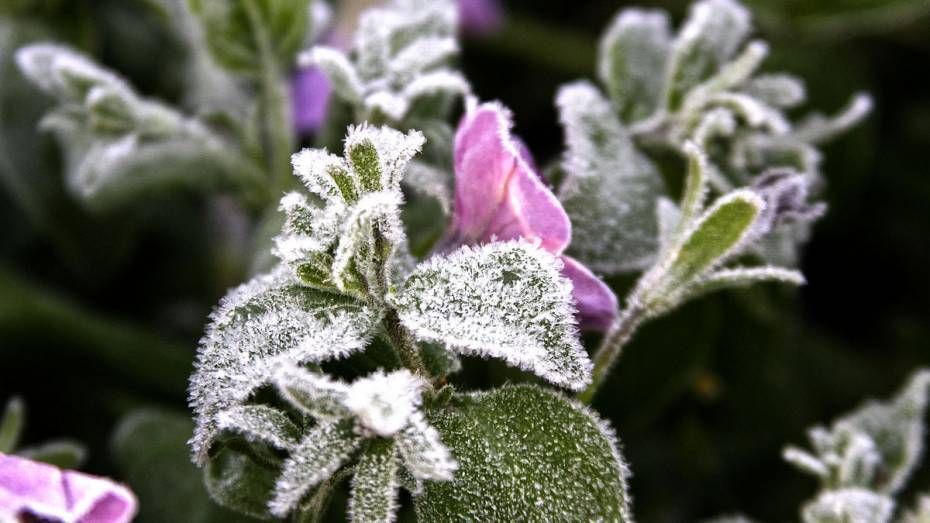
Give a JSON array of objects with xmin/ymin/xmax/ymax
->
[{"xmin": 1, "ymin": 0, "xmax": 928, "ymax": 521}]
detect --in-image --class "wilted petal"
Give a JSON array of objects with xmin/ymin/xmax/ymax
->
[
  {"xmin": 560, "ymin": 256, "xmax": 619, "ymax": 331},
  {"xmin": 0, "ymin": 453, "xmax": 136, "ymax": 523},
  {"xmin": 291, "ymin": 66, "xmax": 333, "ymax": 134},
  {"xmin": 457, "ymin": 0, "xmax": 503, "ymax": 35},
  {"xmin": 452, "ymin": 100, "xmax": 570, "ymax": 252}
]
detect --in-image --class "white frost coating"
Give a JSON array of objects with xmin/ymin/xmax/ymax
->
[
  {"xmin": 16, "ymin": 43, "xmax": 130, "ymax": 102},
  {"xmin": 349, "ymin": 441, "xmax": 401, "ymax": 523},
  {"xmin": 784, "ymin": 369, "xmax": 930, "ymax": 495},
  {"xmin": 344, "ymin": 125, "xmax": 426, "ymax": 191},
  {"xmin": 269, "ymin": 421, "xmax": 363, "ymax": 517},
  {"xmin": 794, "ymin": 93, "xmax": 873, "ymax": 145},
  {"xmin": 682, "ymin": 40, "xmax": 768, "ymax": 115},
  {"xmin": 656, "ymin": 196, "xmax": 683, "ymax": 253},
  {"xmin": 392, "ymin": 240, "xmax": 592, "ymax": 390},
  {"xmin": 304, "ymin": 46, "xmax": 365, "ymax": 103},
  {"xmin": 741, "ymin": 74, "xmax": 806, "ymax": 109},
  {"xmin": 273, "ymin": 365, "xmax": 352, "ymax": 421},
  {"xmin": 305, "ymin": 0, "xmax": 466, "ymax": 123},
  {"xmin": 332, "ymin": 191, "xmax": 406, "ymax": 292},
  {"xmin": 691, "ymin": 266, "xmax": 806, "ymax": 297},
  {"xmin": 556, "ymin": 81, "xmax": 666, "ymax": 274},
  {"xmin": 708, "ymin": 92, "xmax": 790, "ymax": 134},
  {"xmin": 291, "ymin": 148, "xmax": 352, "ymax": 204},
  {"xmin": 396, "ymin": 412, "xmax": 457, "ymax": 481},
  {"xmin": 344, "ymin": 370, "xmax": 425, "ymax": 437},
  {"xmin": 188, "ymin": 266, "xmax": 380, "ymax": 464},
  {"xmin": 215, "ymin": 405, "xmax": 300, "ymax": 451},
  {"xmin": 597, "ymin": 8, "xmax": 671, "ymax": 122},
  {"xmin": 801, "ymin": 488, "xmax": 894, "ymax": 523}
]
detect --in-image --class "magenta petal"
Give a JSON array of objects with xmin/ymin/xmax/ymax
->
[
  {"xmin": 560, "ymin": 256, "xmax": 618, "ymax": 331},
  {"xmin": 452, "ymin": 102, "xmax": 518, "ymax": 243},
  {"xmin": 457, "ymin": 0, "xmax": 503, "ymax": 35},
  {"xmin": 452, "ymin": 100, "xmax": 571, "ymax": 252},
  {"xmin": 291, "ymin": 66, "xmax": 333, "ymax": 134},
  {"xmin": 0, "ymin": 453, "xmax": 136, "ymax": 523}
]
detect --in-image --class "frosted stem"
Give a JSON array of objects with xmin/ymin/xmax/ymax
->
[
  {"xmin": 244, "ymin": 0, "xmax": 295, "ymax": 193},
  {"xmin": 579, "ymin": 303, "xmax": 645, "ymax": 404},
  {"xmin": 383, "ymin": 308, "xmax": 430, "ymax": 379}
]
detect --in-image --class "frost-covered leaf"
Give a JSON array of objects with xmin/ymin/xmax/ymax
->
[
  {"xmin": 187, "ymin": 0, "xmax": 310, "ymax": 76},
  {"xmin": 415, "ymin": 385, "xmax": 632, "ymax": 522},
  {"xmin": 349, "ymin": 439, "xmax": 401, "ymax": 523},
  {"xmin": 269, "ymin": 420, "xmax": 363, "ymax": 517},
  {"xmin": 664, "ymin": 0, "xmax": 751, "ymax": 110},
  {"xmin": 396, "ymin": 412, "xmax": 457, "ymax": 481},
  {"xmin": 216, "ymin": 405, "xmax": 301, "ymax": 451},
  {"xmin": 557, "ymin": 81, "xmax": 666, "ymax": 273},
  {"xmin": 638, "ymin": 190, "xmax": 764, "ymax": 317},
  {"xmin": 801, "ymin": 488, "xmax": 894, "ymax": 523},
  {"xmin": 785, "ymin": 369, "xmax": 930, "ymax": 494},
  {"xmin": 189, "ymin": 266, "xmax": 380, "ymax": 464},
  {"xmin": 393, "ymin": 241, "xmax": 591, "ymax": 390},
  {"xmin": 0, "ymin": 396, "xmax": 24, "ymax": 453},
  {"xmin": 689, "ymin": 266, "xmax": 805, "ymax": 298},
  {"xmin": 274, "ymin": 365, "xmax": 351, "ymax": 421},
  {"xmin": 308, "ymin": 0, "xmax": 468, "ymax": 124},
  {"xmin": 15, "ymin": 43, "xmax": 249, "ymax": 208},
  {"xmin": 344, "ymin": 125, "xmax": 426, "ymax": 194},
  {"xmin": 794, "ymin": 93, "xmax": 873, "ymax": 145},
  {"xmin": 598, "ymin": 9, "xmax": 671, "ymax": 123},
  {"xmin": 205, "ymin": 447, "xmax": 278, "ymax": 519},
  {"xmin": 741, "ymin": 74, "xmax": 806, "ymax": 109}
]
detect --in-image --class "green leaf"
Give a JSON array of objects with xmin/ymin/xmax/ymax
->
[
  {"xmin": 17, "ymin": 440, "xmax": 86, "ymax": 469},
  {"xmin": 187, "ymin": 0, "xmax": 310, "ymax": 76},
  {"xmin": 112, "ymin": 409, "xmax": 256, "ymax": 523},
  {"xmin": 205, "ymin": 446, "xmax": 279, "ymax": 520},
  {"xmin": 557, "ymin": 81, "xmax": 666, "ymax": 274},
  {"xmin": 415, "ymin": 385, "xmax": 633, "ymax": 522},
  {"xmin": 269, "ymin": 420, "xmax": 363, "ymax": 517},
  {"xmin": 664, "ymin": 0, "xmax": 751, "ymax": 110},
  {"xmin": 393, "ymin": 241, "xmax": 592, "ymax": 390},
  {"xmin": 598, "ymin": 8, "xmax": 671, "ymax": 123},
  {"xmin": 0, "ymin": 396, "xmax": 24, "ymax": 453},
  {"xmin": 190, "ymin": 266, "xmax": 380, "ymax": 464},
  {"xmin": 349, "ymin": 439, "xmax": 400, "ymax": 523}
]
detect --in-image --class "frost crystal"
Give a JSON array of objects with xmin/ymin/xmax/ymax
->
[
  {"xmin": 392, "ymin": 241, "xmax": 592, "ymax": 390},
  {"xmin": 302, "ymin": 0, "xmax": 469, "ymax": 124},
  {"xmin": 188, "ymin": 266, "xmax": 380, "ymax": 464},
  {"xmin": 349, "ymin": 439, "xmax": 401, "ymax": 523}
]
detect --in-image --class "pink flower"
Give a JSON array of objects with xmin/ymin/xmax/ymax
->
[
  {"xmin": 446, "ymin": 99, "xmax": 619, "ymax": 330},
  {"xmin": 457, "ymin": 0, "xmax": 503, "ymax": 35},
  {"xmin": 291, "ymin": 65, "xmax": 333, "ymax": 134},
  {"xmin": 0, "ymin": 453, "xmax": 136, "ymax": 523}
]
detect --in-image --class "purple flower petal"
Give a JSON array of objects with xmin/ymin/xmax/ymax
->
[
  {"xmin": 560, "ymin": 256, "xmax": 619, "ymax": 331},
  {"xmin": 452, "ymin": 100, "xmax": 570, "ymax": 253},
  {"xmin": 0, "ymin": 453, "xmax": 136, "ymax": 523},
  {"xmin": 291, "ymin": 66, "xmax": 333, "ymax": 134},
  {"xmin": 457, "ymin": 0, "xmax": 503, "ymax": 35}
]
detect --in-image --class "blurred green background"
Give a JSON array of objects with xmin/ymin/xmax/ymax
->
[{"xmin": 1, "ymin": 0, "xmax": 928, "ymax": 521}]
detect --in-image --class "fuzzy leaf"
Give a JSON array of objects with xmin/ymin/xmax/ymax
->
[
  {"xmin": 415, "ymin": 385, "xmax": 632, "ymax": 522},
  {"xmin": 396, "ymin": 412, "xmax": 457, "ymax": 481},
  {"xmin": 187, "ymin": 0, "xmax": 310, "ymax": 76},
  {"xmin": 393, "ymin": 241, "xmax": 592, "ymax": 390},
  {"xmin": 794, "ymin": 93, "xmax": 873, "ymax": 145},
  {"xmin": 664, "ymin": 0, "xmax": 752, "ymax": 110},
  {"xmin": 557, "ymin": 81, "xmax": 666, "ymax": 273},
  {"xmin": 801, "ymin": 488, "xmax": 894, "ymax": 523},
  {"xmin": 0, "ymin": 397, "xmax": 24, "ymax": 453},
  {"xmin": 189, "ymin": 266, "xmax": 380, "ymax": 464},
  {"xmin": 349, "ymin": 439, "xmax": 401, "ymax": 523},
  {"xmin": 303, "ymin": 46, "xmax": 364, "ymax": 104},
  {"xmin": 741, "ymin": 74, "xmax": 806, "ymax": 109},
  {"xmin": 216, "ymin": 405, "xmax": 301, "ymax": 451},
  {"xmin": 274, "ymin": 365, "xmax": 351, "ymax": 421},
  {"xmin": 205, "ymin": 447, "xmax": 278, "ymax": 519},
  {"xmin": 598, "ymin": 9, "xmax": 671, "ymax": 122},
  {"xmin": 269, "ymin": 420, "xmax": 363, "ymax": 517}
]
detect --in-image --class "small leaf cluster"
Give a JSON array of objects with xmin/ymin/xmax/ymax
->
[
  {"xmin": 189, "ymin": 123, "xmax": 631, "ymax": 520},
  {"xmin": 782, "ymin": 370, "xmax": 930, "ymax": 523},
  {"xmin": 305, "ymin": 0, "xmax": 470, "ymax": 125},
  {"xmin": 557, "ymin": 0, "xmax": 870, "ymax": 273},
  {"xmin": 14, "ymin": 44, "xmax": 255, "ymax": 209}
]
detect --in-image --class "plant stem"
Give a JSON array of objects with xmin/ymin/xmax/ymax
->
[
  {"xmin": 578, "ymin": 303, "xmax": 645, "ymax": 405},
  {"xmin": 244, "ymin": 0, "xmax": 295, "ymax": 193},
  {"xmin": 383, "ymin": 308, "xmax": 430, "ymax": 378}
]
